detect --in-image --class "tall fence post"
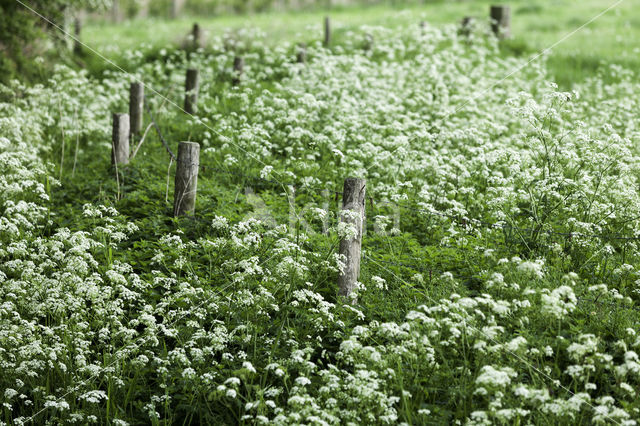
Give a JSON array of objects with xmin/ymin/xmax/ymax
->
[
  {"xmin": 296, "ymin": 42, "xmax": 307, "ymax": 63},
  {"xmin": 129, "ymin": 82, "xmax": 144, "ymax": 135},
  {"xmin": 173, "ymin": 142, "xmax": 200, "ymax": 217},
  {"xmin": 184, "ymin": 68, "xmax": 200, "ymax": 114},
  {"xmin": 73, "ymin": 18, "xmax": 82, "ymax": 54},
  {"xmin": 338, "ymin": 177, "xmax": 366, "ymax": 302},
  {"xmin": 112, "ymin": 113, "xmax": 130, "ymax": 165},
  {"xmin": 490, "ymin": 5, "xmax": 510, "ymax": 39},
  {"xmin": 324, "ymin": 16, "xmax": 331, "ymax": 47},
  {"xmin": 232, "ymin": 56, "xmax": 244, "ymax": 86}
]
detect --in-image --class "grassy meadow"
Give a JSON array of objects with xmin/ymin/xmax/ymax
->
[
  {"xmin": 2, "ymin": 0, "xmax": 640, "ymax": 424},
  {"xmin": 82, "ymin": 0, "xmax": 640, "ymax": 87}
]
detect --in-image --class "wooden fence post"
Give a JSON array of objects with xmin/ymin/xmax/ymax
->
[
  {"xmin": 232, "ymin": 56, "xmax": 244, "ymax": 86},
  {"xmin": 296, "ymin": 42, "xmax": 307, "ymax": 63},
  {"xmin": 364, "ymin": 33, "xmax": 373, "ymax": 51},
  {"xmin": 490, "ymin": 5, "xmax": 510, "ymax": 39},
  {"xmin": 191, "ymin": 23, "xmax": 202, "ymax": 49},
  {"xmin": 173, "ymin": 142, "xmax": 200, "ymax": 217},
  {"xmin": 111, "ymin": 113, "xmax": 130, "ymax": 165},
  {"xmin": 184, "ymin": 68, "xmax": 200, "ymax": 114},
  {"xmin": 73, "ymin": 18, "xmax": 82, "ymax": 54},
  {"xmin": 324, "ymin": 16, "xmax": 331, "ymax": 47},
  {"xmin": 461, "ymin": 16, "xmax": 474, "ymax": 37},
  {"xmin": 129, "ymin": 82, "xmax": 144, "ymax": 135},
  {"xmin": 338, "ymin": 177, "xmax": 366, "ymax": 301}
]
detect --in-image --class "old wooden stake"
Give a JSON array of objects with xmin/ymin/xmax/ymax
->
[
  {"xmin": 129, "ymin": 82, "xmax": 144, "ymax": 135},
  {"xmin": 296, "ymin": 43, "xmax": 307, "ymax": 63},
  {"xmin": 338, "ymin": 177, "xmax": 366, "ymax": 301},
  {"xmin": 111, "ymin": 0, "xmax": 121, "ymax": 23},
  {"xmin": 170, "ymin": 0, "xmax": 182, "ymax": 19},
  {"xmin": 490, "ymin": 5, "xmax": 511, "ymax": 39},
  {"xmin": 73, "ymin": 18, "xmax": 82, "ymax": 54},
  {"xmin": 184, "ymin": 68, "xmax": 200, "ymax": 114},
  {"xmin": 191, "ymin": 23, "xmax": 202, "ymax": 49},
  {"xmin": 232, "ymin": 56, "xmax": 244, "ymax": 86},
  {"xmin": 173, "ymin": 142, "xmax": 200, "ymax": 217},
  {"xmin": 324, "ymin": 16, "xmax": 331, "ymax": 47},
  {"xmin": 111, "ymin": 113, "xmax": 130, "ymax": 165}
]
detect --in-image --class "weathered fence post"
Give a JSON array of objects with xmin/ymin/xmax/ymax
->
[
  {"xmin": 111, "ymin": 113, "xmax": 130, "ymax": 165},
  {"xmin": 129, "ymin": 82, "xmax": 144, "ymax": 135},
  {"xmin": 184, "ymin": 68, "xmax": 200, "ymax": 114},
  {"xmin": 338, "ymin": 177, "xmax": 366, "ymax": 301},
  {"xmin": 296, "ymin": 42, "xmax": 307, "ymax": 63},
  {"xmin": 73, "ymin": 18, "xmax": 82, "ymax": 54},
  {"xmin": 232, "ymin": 56, "xmax": 244, "ymax": 86},
  {"xmin": 324, "ymin": 16, "xmax": 331, "ymax": 47},
  {"xmin": 461, "ymin": 16, "xmax": 474, "ymax": 37},
  {"xmin": 191, "ymin": 23, "xmax": 202, "ymax": 49},
  {"xmin": 173, "ymin": 142, "xmax": 200, "ymax": 217},
  {"xmin": 364, "ymin": 33, "xmax": 374, "ymax": 51},
  {"xmin": 490, "ymin": 5, "xmax": 510, "ymax": 39}
]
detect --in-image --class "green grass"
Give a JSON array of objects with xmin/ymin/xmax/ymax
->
[{"xmin": 81, "ymin": 0, "xmax": 640, "ymax": 88}]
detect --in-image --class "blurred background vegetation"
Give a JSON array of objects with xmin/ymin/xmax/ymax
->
[{"xmin": 1, "ymin": 0, "xmax": 637, "ymax": 88}]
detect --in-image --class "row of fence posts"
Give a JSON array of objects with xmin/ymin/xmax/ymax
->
[
  {"xmin": 75, "ymin": 5, "xmax": 511, "ymax": 55},
  {"xmin": 106, "ymin": 4, "xmax": 512, "ymax": 300},
  {"xmin": 111, "ymin": 79, "xmax": 366, "ymax": 300},
  {"xmin": 110, "ymin": 0, "xmax": 182, "ymax": 22}
]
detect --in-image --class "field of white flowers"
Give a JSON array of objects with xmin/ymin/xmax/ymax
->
[{"xmin": 1, "ymin": 19, "xmax": 640, "ymax": 425}]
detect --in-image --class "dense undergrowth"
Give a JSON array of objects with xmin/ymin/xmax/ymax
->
[{"xmin": 1, "ymin": 21, "xmax": 640, "ymax": 425}]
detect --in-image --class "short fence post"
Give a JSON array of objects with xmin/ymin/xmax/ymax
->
[
  {"xmin": 129, "ymin": 82, "xmax": 144, "ymax": 135},
  {"xmin": 112, "ymin": 113, "xmax": 130, "ymax": 165},
  {"xmin": 324, "ymin": 16, "xmax": 331, "ymax": 47},
  {"xmin": 73, "ymin": 18, "xmax": 82, "ymax": 54},
  {"xmin": 490, "ymin": 5, "xmax": 510, "ymax": 39},
  {"xmin": 338, "ymin": 177, "xmax": 366, "ymax": 302},
  {"xmin": 191, "ymin": 23, "xmax": 202, "ymax": 49},
  {"xmin": 173, "ymin": 142, "xmax": 200, "ymax": 217},
  {"xmin": 232, "ymin": 56, "xmax": 244, "ymax": 86},
  {"xmin": 364, "ymin": 33, "xmax": 373, "ymax": 51},
  {"xmin": 296, "ymin": 42, "xmax": 307, "ymax": 63},
  {"xmin": 184, "ymin": 68, "xmax": 200, "ymax": 114},
  {"xmin": 461, "ymin": 16, "xmax": 474, "ymax": 37}
]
